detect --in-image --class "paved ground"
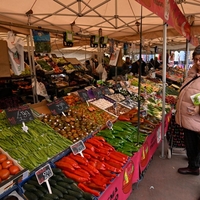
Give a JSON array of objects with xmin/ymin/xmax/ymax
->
[{"xmin": 127, "ymin": 139, "xmax": 200, "ymax": 200}]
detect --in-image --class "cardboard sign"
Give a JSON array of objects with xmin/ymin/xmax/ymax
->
[
  {"xmin": 70, "ymin": 140, "xmax": 86, "ymax": 157},
  {"xmin": 93, "ymin": 88, "xmax": 103, "ymax": 99},
  {"xmin": 47, "ymin": 98, "xmax": 69, "ymax": 115},
  {"xmin": 35, "ymin": 164, "xmax": 53, "ymax": 185},
  {"xmin": 106, "ymin": 120, "xmax": 113, "ymax": 130},
  {"xmin": 5, "ymin": 105, "xmax": 34, "ymax": 125},
  {"xmin": 78, "ymin": 90, "xmax": 90, "ymax": 102}
]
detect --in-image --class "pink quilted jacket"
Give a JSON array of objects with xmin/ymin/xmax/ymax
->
[{"xmin": 175, "ymin": 65, "xmax": 200, "ymax": 132}]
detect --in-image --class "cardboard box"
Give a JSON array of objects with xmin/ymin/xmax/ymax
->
[{"xmin": 29, "ymin": 100, "xmax": 51, "ymax": 115}]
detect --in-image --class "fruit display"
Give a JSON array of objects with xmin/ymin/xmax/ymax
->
[
  {"xmin": 105, "ymin": 93, "xmax": 125, "ymax": 102},
  {"xmin": 63, "ymin": 94, "xmax": 81, "ymax": 106},
  {"xmin": 0, "ymin": 112, "xmax": 72, "ymax": 171},
  {"xmin": 55, "ymin": 136, "xmax": 128, "ymax": 197},
  {"xmin": 23, "ymin": 168, "xmax": 94, "ymax": 200},
  {"xmin": 97, "ymin": 121, "xmax": 146, "ymax": 156},
  {"xmin": 105, "ymin": 103, "xmax": 130, "ymax": 116},
  {"xmin": 0, "ymin": 151, "xmax": 21, "ymax": 184}
]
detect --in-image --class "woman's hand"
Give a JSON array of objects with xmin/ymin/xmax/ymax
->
[{"xmin": 187, "ymin": 106, "xmax": 199, "ymax": 115}]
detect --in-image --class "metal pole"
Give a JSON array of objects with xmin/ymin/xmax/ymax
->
[
  {"xmin": 160, "ymin": 22, "xmax": 167, "ymax": 158},
  {"xmin": 184, "ymin": 39, "xmax": 189, "ymax": 80}
]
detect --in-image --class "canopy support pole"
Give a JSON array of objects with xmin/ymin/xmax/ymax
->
[
  {"xmin": 184, "ymin": 39, "xmax": 190, "ymax": 80},
  {"xmin": 160, "ymin": 22, "xmax": 167, "ymax": 158}
]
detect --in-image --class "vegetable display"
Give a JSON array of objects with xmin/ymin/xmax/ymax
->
[
  {"xmin": 0, "ymin": 112, "xmax": 72, "ymax": 171},
  {"xmin": 55, "ymin": 136, "xmax": 128, "ymax": 197},
  {"xmin": 23, "ymin": 168, "xmax": 94, "ymax": 200}
]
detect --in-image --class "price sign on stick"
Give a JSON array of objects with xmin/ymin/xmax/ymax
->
[
  {"xmin": 106, "ymin": 120, "xmax": 113, "ymax": 130},
  {"xmin": 100, "ymin": 86, "xmax": 111, "ymax": 95},
  {"xmin": 70, "ymin": 140, "xmax": 86, "ymax": 157},
  {"xmin": 35, "ymin": 164, "xmax": 53, "ymax": 194},
  {"xmin": 78, "ymin": 90, "xmax": 90, "ymax": 102},
  {"xmin": 47, "ymin": 98, "xmax": 69, "ymax": 115},
  {"xmin": 5, "ymin": 105, "xmax": 34, "ymax": 125}
]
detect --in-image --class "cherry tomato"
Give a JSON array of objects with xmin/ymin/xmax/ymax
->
[
  {"xmin": 0, "ymin": 154, "xmax": 7, "ymax": 163},
  {"xmin": 0, "ymin": 169, "xmax": 10, "ymax": 180},
  {"xmin": 2, "ymin": 160, "xmax": 13, "ymax": 169},
  {"xmin": 9, "ymin": 165, "xmax": 20, "ymax": 175}
]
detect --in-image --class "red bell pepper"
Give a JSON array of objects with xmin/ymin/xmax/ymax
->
[
  {"xmin": 118, "ymin": 114, "xmax": 130, "ymax": 121},
  {"xmin": 78, "ymin": 183, "xmax": 100, "ymax": 197}
]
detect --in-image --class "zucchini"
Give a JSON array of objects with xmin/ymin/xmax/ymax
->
[
  {"xmin": 57, "ymin": 181, "xmax": 72, "ymax": 189},
  {"xmin": 62, "ymin": 177, "xmax": 75, "ymax": 184},
  {"xmin": 70, "ymin": 184, "xmax": 83, "ymax": 194},
  {"xmin": 49, "ymin": 179, "xmax": 57, "ymax": 186},
  {"xmin": 52, "ymin": 188, "xmax": 63, "ymax": 198},
  {"xmin": 68, "ymin": 189, "xmax": 83, "ymax": 198},
  {"xmin": 51, "ymin": 174, "xmax": 63, "ymax": 181},
  {"xmin": 45, "ymin": 193, "xmax": 59, "ymax": 200},
  {"xmin": 24, "ymin": 191, "xmax": 38, "ymax": 200},
  {"xmin": 38, "ymin": 186, "xmax": 48, "ymax": 194},
  {"xmin": 27, "ymin": 180, "xmax": 41, "ymax": 188},
  {"xmin": 63, "ymin": 194, "xmax": 78, "ymax": 200},
  {"xmin": 34, "ymin": 189, "xmax": 45, "ymax": 198},
  {"xmin": 54, "ymin": 185, "xmax": 68, "ymax": 194},
  {"xmin": 83, "ymin": 192, "xmax": 94, "ymax": 200},
  {"xmin": 52, "ymin": 167, "xmax": 62, "ymax": 174},
  {"xmin": 23, "ymin": 183, "xmax": 37, "ymax": 192}
]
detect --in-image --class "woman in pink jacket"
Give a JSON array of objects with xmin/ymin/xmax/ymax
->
[{"xmin": 175, "ymin": 45, "xmax": 200, "ymax": 175}]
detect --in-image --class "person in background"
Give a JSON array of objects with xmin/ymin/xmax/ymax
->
[
  {"xmin": 153, "ymin": 56, "xmax": 161, "ymax": 69},
  {"xmin": 175, "ymin": 45, "xmax": 200, "ymax": 176},
  {"xmin": 131, "ymin": 58, "xmax": 146, "ymax": 76},
  {"xmin": 85, "ymin": 60, "xmax": 92, "ymax": 76},
  {"xmin": 122, "ymin": 57, "xmax": 132, "ymax": 75}
]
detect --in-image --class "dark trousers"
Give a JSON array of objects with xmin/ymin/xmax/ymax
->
[{"xmin": 184, "ymin": 128, "xmax": 200, "ymax": 169}]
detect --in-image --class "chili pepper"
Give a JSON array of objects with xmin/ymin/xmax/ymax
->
[
  {"xmin": 98, "ymin": 153, "xmax": 110, "ymax": 161},
  {"xmin": 109, "ymin": 158, "xmax": 124, "ymax": 166},
  {"xmin": 85, "ymin": 143, "xmax": 95, "ymax": 152},
  {"xmin": 78, "ymin": 183, "xmax": 100, "ymax": 197},
  {"xmin": 83, "ymin": 148, "xmax": 98, "ymax": 159},
  {"xmin": 84, "ymin": 182, "xmax": 106, "ymax": 192},
  {"xmin": 60, "ymin": 156, "xmax": 80, "ymax": 168},
  {"xmin": 94, "ymin": 147, "xmax": 110, "ymax": 155},
  {"xmin": 63, "ymin": 170, "xmax": 89, "ymax": 182},
  {"xmin": 106, "ymin": 160, "xmax": 123, "ymax": 170},
  {"xmin": 69, "ymin": 153, "xmax": 89, "ymax": 165},
  {"xmin": 90, "ymin": 158, "xmax": 106, "ymax": 171},
  {"xmin": 55, "ymin": 161, "xmax": 75, "ymax": 171},
  {"xmin": 103, "ymin": 162, "xmax": 121, "ymax": 173},
  {"xmin": 91, "ymin": 174, "xmax": 111, "ymax": 185},
  {"xmin": 89, "ymin": 160, "xmax": 97, "ymax": 168},
  {"xmin": 87, "ymin": 138, "xmax": 103, "ymax": 147},
  {"xmin": 99, "ymin": 170, "xmax": 116, "ymax": 178},
  {"xmin": 93, "ymin": 136, "xmax": 105, "ymax": 142},
  {"xmin": 79, "ymin": 164, "xmax": 96, "ymax": 176},
  {"xmin": 87, "ymin": 164, "xmax": 99, "ymax": 174},
  {"xmin": 73, "ymin": 168, "xmax": 90, "ymax": 179},
  {"xmin": 102, "ymin": 141, "xmax": 115, "ymax": 151},
  {"xmin": 109, "ymin": 152, "xmax": 127, "ymax": 163},
  {"xmin": 78, "ymin": 168, "xmax": 91, "ymax": 178},
  {"xmin": 111, "ymin": 151, "xmax": 129, "ymax": 160},
  {"xmin": 82, "ymin": 152, "xmax": 91, "ymax": 160}
]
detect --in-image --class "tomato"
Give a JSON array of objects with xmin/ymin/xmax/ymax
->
[
  {"xmin": 0, "ymin": 169, "xmax": 10, "ymax": 180},
  {"xmin": 0, "ymin": 154, "xmax": 7, "ymax": 163},
  {"xmin": 2, "ymin": 160, "xmax": 13, "ymax": 169},
  {"xmin": 9, "ymin": 165, "xmax": 20, "ymax": 175}
]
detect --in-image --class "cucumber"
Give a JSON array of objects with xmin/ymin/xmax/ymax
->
[
  {"xmin": 23, "ymin": 183, "xmax": 37, "ymax": 192},
  {"xmin": 83, "ymin": 192, "xmax": 95, "ymax": 200},
  {"xmin": 45, "ymin": 193, "xmax": 59, "ymax": 200},
  {"xmin": 52, "ymin": 167, "xmax": 62, "ymax": 174},
  {"xmin": 52, "ymin": 188, "xmax": 63, "ymax": 198},
  {"xmin": 35, "ymin": 189, "xmax": 45, "ymax": 198},
  {"xmin": 38, "ymin": 186, "xmax": 48, "ymax": 194},
  {"xmin": 68, "ymin": 189, "xmax": 83, "ymax": 198},
  {"xmin": 63, "ymin": 194, "xmax": 78, "ymax": 200},
  {"xmin": 61, "ymin": 177, "xmax": 75, "ymax": 184},
  {"xmin": 49, "ymin": 179, "xmax": 57, "ymax": 186},
  {"xmin": 24, "ymin": 191, "xmax": 38, "ymax": 200},
  {"xmin": 57, "ymin": 181, "xmax": 72, "ymax": 189},
  {"xmin": 27, "ymin": 179, "xmax": 41, "ymax": 188},
  {"xmin": 51, "ymin": 174, "xmax": 63, "ymax": 181},
  {"xmin": 79, "ymin": 198, "xmax": 87, "ymax": 200},
  {"xmin": 54, "ymin": 185, "xmax": 68, "ymax": 194},
  {"xmin": 70, "ymin": 184, "xmax": 83, "ymax": 194}
]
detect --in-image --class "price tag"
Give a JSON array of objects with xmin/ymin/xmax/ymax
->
[
  {"xmin": 140, "ymin": 110, "xmax": 147, "ymax": 117},
  {"xmin": 70, "ymin": 140, "xmax": 86, "ymax": 157},
  {"xmin": 100, "ymin": 86, "xmax": 111, "ymax": 95},
  {"xmin": 5, "ymin": 105, "xmax": 34, "ymax": 125},
  {"xmin": 35, "ymin": 164, "xmax": 53, "ymax": 185},
  {"xmin": 47, "ymin": 98, "xmax": 69, "ymax": 115},
  {"xmin": 106, "ymin": 120, "xmax": 113, "ymax": 130},
  {"xmin": 78, "ymin": 90, "xmax": 90, "ymax": 102},
  {"xmin": 93, "ymin": 88, "xmax": 103, "ymax": 99}
]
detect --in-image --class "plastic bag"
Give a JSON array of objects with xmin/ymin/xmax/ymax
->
[
  {"xmin": 96, "ymin": 63, "xmax": 104, "ymax": 74},
  {"xmin": 102, "ymin": 68, "xmax": 107, "ymax": 81}
]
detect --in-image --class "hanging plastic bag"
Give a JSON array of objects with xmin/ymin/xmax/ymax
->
[
  {"xmin": 102, "ymin": 68, "xmax": 107, "ymax": 81},
  {"xmin": 32, "ymin": 79, "xmax": 49, "ymax": 99},
  {"xmin": 96, "ymin": 63, "xmax": 104, "ymax": 74}
]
